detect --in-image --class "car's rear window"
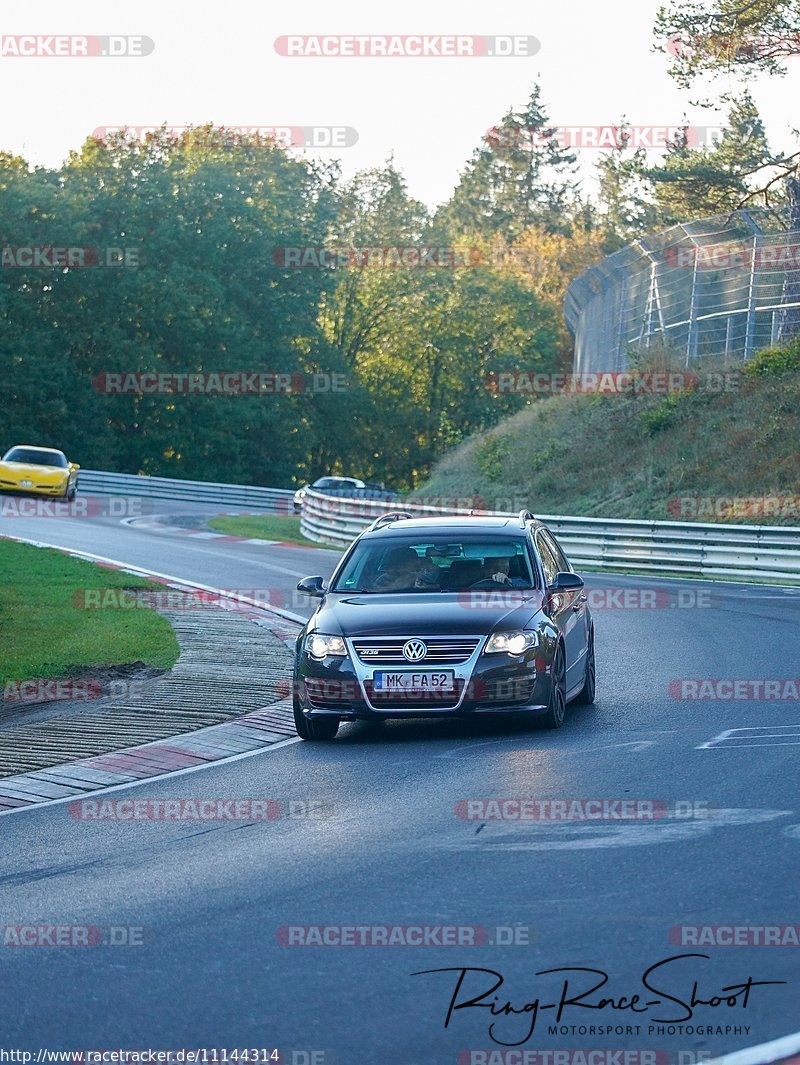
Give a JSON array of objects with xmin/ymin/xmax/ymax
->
[
  {"xmin": 3, "ymin": 448, "xmax": 67, "ymax": 468},
  {"xmin": 332, "ymin": 535, "xmax": 537, "ymax": 593},
  {"xmin": 313, "ymin": 477, "xmax": 355, "ymax": 489}
]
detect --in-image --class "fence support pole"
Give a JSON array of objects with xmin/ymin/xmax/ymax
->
[
  {"xmin": 686, "ymin": 238, "xmax": 700, "ymax": 366},
  {"xmin": 741, "ymin": 210, "xmax": 763, "ymax": 362}
]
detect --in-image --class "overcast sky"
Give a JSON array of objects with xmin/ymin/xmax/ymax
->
[{"xmin": 2, "ymin": 0, "xmax": 798, "ymax": 209}]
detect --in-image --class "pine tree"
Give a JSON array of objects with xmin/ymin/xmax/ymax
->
[{"xmin": 437, "ymin": 84, "xmax": 579, "ymax": 241}]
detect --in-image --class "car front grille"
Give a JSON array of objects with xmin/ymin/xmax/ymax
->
[{"xmin": 352, "ymin": 636, "xmax": 481, "ymax": 665}]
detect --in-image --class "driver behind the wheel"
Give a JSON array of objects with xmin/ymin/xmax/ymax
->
[{"xmin": 482, "ymin": 556, "xmax": 512, "ymax": 584}]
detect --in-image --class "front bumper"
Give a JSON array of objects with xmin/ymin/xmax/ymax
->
[
  {"xmin": 296, "ymin": 637, "xmax": 552, "ymax": 720},
  {"xmin": 0, "ymin": 481, "xmax": 69, "ymax": 497}
]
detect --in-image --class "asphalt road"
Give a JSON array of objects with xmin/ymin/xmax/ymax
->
[{"xmin": 2, "ymin": 502, "xmax": 799, "ymax": 1063}]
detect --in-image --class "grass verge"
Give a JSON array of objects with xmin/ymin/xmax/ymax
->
[
  {"xmin": 0, "ymin": 538, "xmax": 179, "ymax": 687},
  {"xmin": 207, "ymin": 513, "xmax": 316, "ymax": 545},
  {"xmin": 420, "ymin": 342, "xmax": 800, "ymax": 525}
]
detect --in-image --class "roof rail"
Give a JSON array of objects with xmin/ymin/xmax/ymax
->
[
  {"xmin": 365, "ymin": 512, "xmax": 415, "ymax": 533},
  {"xmin": 518, "ymin": 510, "xmax": 535, "ymax": 528}
]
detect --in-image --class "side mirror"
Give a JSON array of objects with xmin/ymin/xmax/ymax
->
[
  {"xmin": 70, "ymin": 463, "xmax": 80, "ymax": 471},
  {"xmin": 297, "ymin": 575, "xmax": 326, "ymax": 598},
  {"xmin": 548, "ymin": 572, "xmax": 584, "ymax": 592},
  {"xmin": 546, "ymin": 572, "xmax": 583, "ymax": 612}
]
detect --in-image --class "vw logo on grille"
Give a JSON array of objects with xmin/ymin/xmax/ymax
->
[{"xmin": 402, "ymin": 639, "xmax": 428, "ymax": 662}]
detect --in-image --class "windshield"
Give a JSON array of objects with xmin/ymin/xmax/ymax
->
[
  {"xmin": 3, "ymin": 448, "xmax": 67, "ymax": 468},
  {"xmin": 331, "ymin": 535, "xmax": 537, "ymax": 593}
]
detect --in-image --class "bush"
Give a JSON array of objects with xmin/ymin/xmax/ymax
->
[{"xmin": 744, "ymin": 337, "xmax": 800, "ymax": 378}]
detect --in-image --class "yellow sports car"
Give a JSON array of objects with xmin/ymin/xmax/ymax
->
[{"xmin": 0, "ymin": 445, "xmax": 80, "ymax": 500}]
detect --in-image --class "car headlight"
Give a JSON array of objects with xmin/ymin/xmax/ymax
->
[
  {"xmin": 305, "ymin": 634, "xmax": 347, "ymax": 660},
  {"xmin": 484, "ymin": 631, "xmax": 537, "ymax": 656}
]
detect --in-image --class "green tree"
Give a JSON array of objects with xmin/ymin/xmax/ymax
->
[
  {"xmin": 595, "ymin": 122, "xmax": 661, "ymax": 244},
  {"xmin": 655, "ymin": 0, "xmax": 800, "ymax": 90},
  {"xmin": 437, "ymin": 84, "xmax": 579, "ymax": 242},
  {"xmin": 645, "ymin": 93, "xmax": 778, "ymax": 222},
  {"xmin": 2, "ymin": 129, "xmax": 337, "ymax": 485}
]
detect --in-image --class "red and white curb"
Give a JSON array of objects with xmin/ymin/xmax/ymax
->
[
  {"xmin": 124, "ymin": 515, "xmax": 316, "ymax": 549},
  {"xmin": 0, "ymin": 700, "xmax": 300, "ymax": 816},
  {"xmin": 0, "ymin": 534, "xmax": 309, "ymax": 813}
]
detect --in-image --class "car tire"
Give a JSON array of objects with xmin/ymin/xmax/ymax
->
[
  {"xmin": 539, "ymin": 644, "xmax": 567, "ymax": 729},
  {"xmin": 293, "ymin": 689, "xmax": 339, "ymax": 741},
  {"xmin": 573, "ymin": 631, "xmax": 596, "ymax": 706}
]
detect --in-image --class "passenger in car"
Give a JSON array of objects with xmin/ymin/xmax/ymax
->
[{"xmin": 372, "ymin": 548, "xmax": 439, "ymax": 591}]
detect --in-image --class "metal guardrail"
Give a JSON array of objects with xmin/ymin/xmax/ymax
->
[
  {"xmin": 77, "ymin": 469, "xmax": 294, "ymax": 509},
  {"xmin": 300, "ymin": 489, "xmax": 800, "ymax": 584}
]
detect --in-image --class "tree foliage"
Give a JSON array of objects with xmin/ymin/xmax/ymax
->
[
  {"xmin": 1, "ymin": 129, "xmax": 563, "ymax": 490},
  {"xmin": 656, "ymin": 0, "xmax": 800, "ymax": 88},
  {"xmin": 436, "ymin": 85, "xmax": 579, "ymax": 242}
]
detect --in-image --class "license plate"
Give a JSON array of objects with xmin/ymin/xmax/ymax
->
[
  {"xmin": 373, "ymin": 671, "xmax": 455, "ymax": 692},
  {"xmin": 20, "ymin": 480, "xmax": 32, "ymax": 487}
]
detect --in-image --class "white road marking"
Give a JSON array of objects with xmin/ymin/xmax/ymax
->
[
  {"xmin": 591, "ymin": 739, "xmax": 655, "ymax": 752},
  {"xmin": 698, "ymin": 725, "xmax": 800, "ymax": 749},
  {"xmin": 705, "ymin": 1029, "xmax": 800, "ymax": 1065},
  {"xmin": 721, "ymin": 726, "xmax": 800, "ymax": 732}
]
